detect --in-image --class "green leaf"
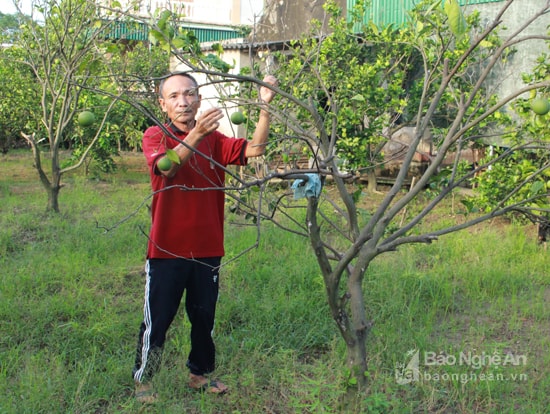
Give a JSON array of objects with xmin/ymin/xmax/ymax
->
[
  {"xmin": 172, "ymin": 37, "xmax": 186, "ymax": 49},
  {"xmin": 443, "ymin": 0, "xmax": 452, "ymax": 15},
  {"xmin": 368, "ymin": 21, "xmax": 379, "ymax": 35},
  {"xmin": 460, "ymin": 199, "xmax": 478, "ymax": 213},
  {"xmin": 445, "ymin": 0, "xmax": 467, "ymax": 37},
  {"xmin": 426, "ymin": 0, "xmax": 442, "ymax": 14},
  {"xmin": 530, "ymin": 181, "xmax": 544, "ymax": 194},
  {"xmin": 148, "ymin": 29, "xmax": 165, "ymax": 45},
  {"xmin": 166, "ymin": 148, "xmax": 180, "ymax": 164},
  {"xmin": 105, "ymin": 43, "xmax": 120, "ymax": 54},
  {"xmin": 203, "ymin": 53, "xmax": 231, "ymax": 73},
  {"xmin": 159, "ymin": 9, "xmax": 172, "ymax": 20},
  {"xmin": 479, "ymin": 40, "xmax": 493, "ymax": 48},
  {"xmin": 211, "ymin": 43, "xmax": 224, "ymax": 54}
]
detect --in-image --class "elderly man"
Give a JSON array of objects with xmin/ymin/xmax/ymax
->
[{"xmin": 133, "ymin": 72, "xmax": 278, "ymax": 403}]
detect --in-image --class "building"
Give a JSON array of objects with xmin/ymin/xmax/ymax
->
[
  {"xmin": 99, "ymin": 0, "xmax": 265, "ymax": 136},
  {"xmin": 103, "ymin": 1, "xmax": 546, "ymax": 142},
  {"xmin": 99, "ymin": 0, "xmax": 264, "ymax": 25}
]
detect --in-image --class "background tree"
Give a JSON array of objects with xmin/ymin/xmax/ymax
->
[
  {"xmin": 6, "ymin": 0, "xmax": 167, "ymax": 211},
  {"xmin": 0, "ymin": 11, "xmax": 43, "ymax": 153},
  {"xmin": 0, "ymin": 45, "xmax": 43, "ymax": 153},
  {"xmin": 270, "ymin": 2, "xmax": 418, "ymax": 191},
  {"xmin": 65, "ymin": 40, "xmax": 168, "ymax": 176},
  {"xmin": 10, "ymin": 0, "xmax": 117, "ymax": 212},
  {"xmin": 473, "ymin": 53, "xmax": 550, "ymax": 225},
  {"xmin": 0, "ymin": 11, "xmax": 20, "ymax": 41}
]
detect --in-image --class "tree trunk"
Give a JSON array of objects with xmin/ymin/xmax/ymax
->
[
  {"xmin": 23, "ymin": 133, "xmax": 62, "ymax": 213},
  {"xmin": 366, "ymin": 169, "xmax": 377, "ymax": 192},
  {"xmin": 345, "ymin": 267, "xmax": 371, "ymax": 387},
  {"xmin": 47, "ymin": 150, "xmax": 62, "ymax": 213},
  {"xmin": 345, "ymin": 338, "xmax": 368, "ymax": 383},
  {"xmin": 46, "ymin": 181, "xmax": 61, "ymax": 213},
  {"xmin": 307, "ymin": 180, "xmax": 372, "ymax": 388}
]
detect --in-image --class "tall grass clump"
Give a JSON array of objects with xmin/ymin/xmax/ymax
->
[{"xmin": 1, "ymin": 151, "xmax": 548, "ymax": 413}]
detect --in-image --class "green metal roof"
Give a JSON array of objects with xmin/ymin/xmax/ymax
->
[
  {"xmin": 348, "ymin": 0, "xmax": 505, "ymax": 28},
  {"xmin": 106, "ymin": 20, "xmax": 149, "ymax": 41},
  {"xmin": 104, "ymin": 20, "xmax": 243, "ymax": 43},
  {"xmin": 181, "ymin": 25, "xmax": 243, "ymax": 43}
]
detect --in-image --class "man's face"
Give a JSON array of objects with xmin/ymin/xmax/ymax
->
[{"xmin": 159, "ymin": 75, "xmax": 201, "ymax": 129}]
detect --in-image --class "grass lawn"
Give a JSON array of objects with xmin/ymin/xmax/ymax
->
[{"xmin": 1, "ymin": 151, "xmax": 548, "ymax": 413}]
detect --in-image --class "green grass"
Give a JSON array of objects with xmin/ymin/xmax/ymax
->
[{"xmin": 1, "ymin": 151, "xmax": 549, "ymax": 413}]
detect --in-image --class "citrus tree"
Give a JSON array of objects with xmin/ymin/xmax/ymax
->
[
  {"xmin": 109, "ymin": 0, "xmax": 550, "ymax": 389},
  {"xmin": 6, "ymin": 0, "xmax": 167, "ymax": 211},
  {"xmin": 269, "ymin": 1, "xmax": 419, "ymax": 190},
  {"xmin": 272, "ymin": 0, "xmax": 549, "ymax": 387},
  {"xmin": 0, "ymin": 46, "xmax": 43, "ymax": 153},
  {"xmin": 472, "ymin": 53, "xmax": 550, "ymax": 225}
]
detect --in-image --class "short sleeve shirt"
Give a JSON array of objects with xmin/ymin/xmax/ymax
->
[{"xmin": 142, "ymin": 124, "xmax": 248, "ymax": 259}]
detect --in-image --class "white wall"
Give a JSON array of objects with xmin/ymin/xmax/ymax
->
[
  {"xmin": 463, "ymin": 0, "xmax": 547, "ymax": 100},
  {"xmin": 99, "ymin": 0, "xmax": 263, "ymax": 25},
  {"xmin": 172, "ymin": 48, "xmax": 254, "ymax": 138}
]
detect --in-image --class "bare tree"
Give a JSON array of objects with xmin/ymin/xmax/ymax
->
[
  {"xmin": 111, "ymin": 0, "xmax": 550, "ymax": 389},
  {"xmin": 14, "ymin": 0, "xmax": 127, "ymax": 211}
]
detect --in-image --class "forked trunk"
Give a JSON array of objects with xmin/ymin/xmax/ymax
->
[
  {"xmin": 365, "ymin": 169, "xmax": 378, "ymax": 193},
  {"xmin": 25, "ymin": 134, "xmax": 62, "ymax": 213},
  {"xmin": 307, "ymin": 192, "xmax": 371, "ymax": 388}
]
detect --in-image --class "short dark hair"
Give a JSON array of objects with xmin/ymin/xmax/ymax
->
[{"xmin": 158, "ymin": 72, "xmax": 199, "ymax": 98}]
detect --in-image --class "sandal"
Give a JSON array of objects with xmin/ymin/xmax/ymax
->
[
  {"xmin": 188, "ymin": 375, "xmax": 228, "ymax": 395},
  {"xmin": 135, "ymin": 382, "xmax": 158, "ymax": 403}
]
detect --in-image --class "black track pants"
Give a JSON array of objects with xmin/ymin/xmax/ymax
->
[{"xmin": 133, "ymin": 257, "xmax": 221, "ymax": 383}]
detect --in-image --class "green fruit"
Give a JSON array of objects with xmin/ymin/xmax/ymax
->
[
  {"xmin": 157, "ymin": 156, "xmax": 172, "ymax": 171},
  {"xmin": 77, "ymin": 111, "xmax": 95, "ymax": 127},
  {"xmin": 230, "ymin": 111, "xmax": 245, "ymax": 125},
  {"xmin": 530, "ymin": 98, "xmax": 550, "ymax": 116}
]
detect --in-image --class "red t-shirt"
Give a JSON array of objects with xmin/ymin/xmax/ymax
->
[{"xmin": 142, "ymin": 124, "xmax": 248, "ymax": 259}]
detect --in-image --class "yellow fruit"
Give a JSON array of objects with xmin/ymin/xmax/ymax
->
[
  {"xmin": 230, "ymin": 111, "xmax": 245, "ymax": 125},
  {"xmin": 530, "ymin": 98, "xmax": 550, "ymax": 116},
  {"xmin": 157, "ymin": 156, "xmax": 172, "ymax": 171},
  {"xmin": 77, "ymin": 111, "xmax": 95, "ymax": 127}
]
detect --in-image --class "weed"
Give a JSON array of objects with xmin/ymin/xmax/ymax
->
[{"xmin": 1, "ymin": 152, "xmax": 548, "ymax": 413}]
